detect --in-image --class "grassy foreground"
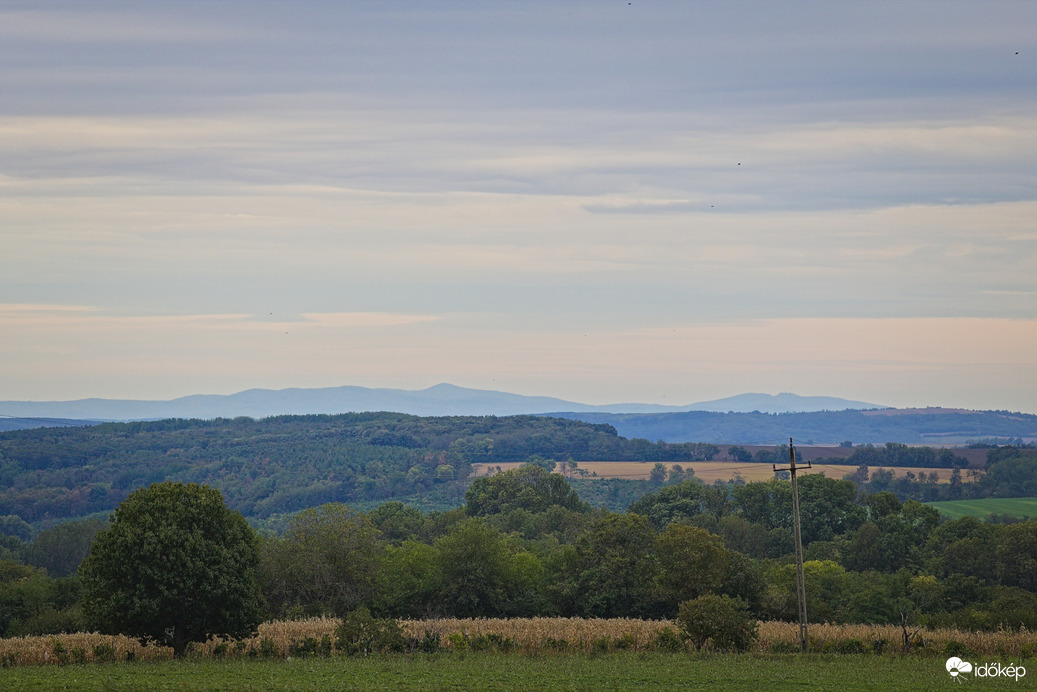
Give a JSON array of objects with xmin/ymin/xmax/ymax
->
[{"xmin": 3, "ymin": 652, "xmax": 1033, "ymax": 691}]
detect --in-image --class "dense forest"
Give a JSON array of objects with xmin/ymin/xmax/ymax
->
[
  {"xmin": 0, "ymin": 414, "xmax": 720, "ymax": 526},
  {"xmin": 2, "ymin": 414, "xmax": 1036, "ymax": 531}
]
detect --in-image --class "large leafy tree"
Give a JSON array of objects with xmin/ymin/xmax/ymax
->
[
  {"xmin": 259, "ymin": 503, "xmax": 381, "ymax": 618},
  {"xmin": 465, "ymin": 465, "xmax": 587, "ymax": 516},
  {"xmin": 574, "ymin": 512, "xmax": 658, "ymax": 617},
  {"xmin": 655, "ymin": 523, "xmax": 730, "ymax": 606},
  {"xmin": 434, "ymin": 517, "xmax": 541, "ymax": 617},
  {"xmin": 79, "ymin": 482, "xmax": 263, "ymax": 657}
]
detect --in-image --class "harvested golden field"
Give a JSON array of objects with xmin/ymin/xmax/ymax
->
[{"xmin": 471, "ymin": 461, "xmax": 970, "ymax": 483}]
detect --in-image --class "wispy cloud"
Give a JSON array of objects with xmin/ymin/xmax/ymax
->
[{"xmin": 2, "ymin": 2, "xmax": 1036, "ymax": 409}]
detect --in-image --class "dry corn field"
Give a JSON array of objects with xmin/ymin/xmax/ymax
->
[
  {"xmin": 2, "ymin": 618, "xmax": 1035, "ymax": 666},
  {"xmin": 0, "ymin": 632, "xmax": 171, "ymax": 666}
]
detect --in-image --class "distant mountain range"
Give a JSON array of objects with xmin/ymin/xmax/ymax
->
[
  {"xmin": 1, "ymin": 385, "xmax": 1033, "ymax": 444},
  {"xmin": 0, "ymin": 385, "xmax": 883, "ymax": 430}
]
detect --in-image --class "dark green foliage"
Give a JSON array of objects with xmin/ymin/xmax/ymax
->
[
  {"xmin": 628, "ymin": 479, "xmax": 712, "ymax": 529},
  {"xmin": 92, "ymin": 642, "xmax": 116, "ymax": 662},
  {"xmin": 0, "ymin": 515, "xmax": 33, "ymax": 542},
  {"xmin": 465, "ymin": 466, "xmax": 587, "ymax": 516},
  {"xmin": 334, "ymin": 607, "xmax": 406, "ymax": 654},
  {"xmin": 24, "ymin": 518, "xmax": 107, "ymax": 577},
  {"xmin": 287, "ymin": 635, "xmax": 334, "ymax": 658},
  {"xmin": 433, "ymin": 518, "xmax": 542, "ymax": 617},
  {"xmin": 370, "ymin": 539, "xmax": 441, "ymax": 618},
  {"xmin": 654, "ymin": 524, "xmax": 729, "ymax": 607},
  {"xmin": 258, "ymin": 503, "xmax": 380, "ymax": 618},
  {"xmin": 572, "ymin": 513, "xmax": 657, "ymax": 617},
  {"xmin": 676, "ymin": 594, "xmax": 758, "ymax": 651},
  {"xmin": 0, "ymin": 560, "xmax": 84, "ymax": 637},
  {"xmin": 79, "ymin": 482, "xmax": 264, "ymax": 657},
  {"xmin": 651, "ymin": 626, "xmax": 684, "ymax": 652},
  {"xmin": 367, "ymin": 501, "xmax": 425, "ymax": 544},
  {"xmin": 0, "ymin": 413, "xmax": 722, "ymax": 524}
]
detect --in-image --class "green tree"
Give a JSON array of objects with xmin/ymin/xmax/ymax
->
[
  {"xmin": 465, "ymin": 465, "xmax": 587, "ymax": 516},
  {"xmin": 727, "ymin": 446, "xmax": 753, "ymax": 463},
  {"xmin": 655, "ymin": 524, "xmax": 729, "ymax": 607},
  {"xmin": 368, "ymin": 501, "xmax": 425, "ymax": 544},
  {"xmin": 0, "ymin": 561, "xmax": 84, "ymax": 637},
  {"xmin": 994, "ymin": 520, "xmax": 1037, "ymax": 592},
  {"xmin": 434, "ymin": 518, "xmax": 541, "ymax": 617},
  {"xmin": 649, "ymin": 463, "xmax": 668, "ymax": 484},
  {"xmin": 371, "ymin": 540, "xmax": 442, "ymax": 618},
  {"xmin": 574, "ymin": 513, "xmax": 658, "ymax": 617},
  {"xmin": 0, "ymin": 515, "xmax": 33, "ymax": 542},
  {"xmin": 677, "ymin": 594, "xmax": 758, "ymax": 651},
  {"xmin": 79, "ymin": 482, "xmax": 263, "ymax": 657},
  {"xmin": 25, "ymin": 518, "xmax": 107, "ymax": 577},
  {"xmin": 259, "ymin": 503, "xmax": 381, "ymax": 618},
  {"xmin": 629, "ymin": 479, "xmax": 709, "ymax": 529}
]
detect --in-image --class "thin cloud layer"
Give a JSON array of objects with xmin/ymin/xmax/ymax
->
[{"xmin": 1, "ymin": 2, "xmax": 1035, "ymax": 410}]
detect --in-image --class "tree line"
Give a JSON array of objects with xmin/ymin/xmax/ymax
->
[{"xmin": 2, "ymin": 453, "xmax": 1036, "ymax": 650}]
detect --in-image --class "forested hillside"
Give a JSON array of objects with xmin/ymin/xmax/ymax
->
[{"xmin": 0, "ymin": 413, "xmax": 719, "ymax": 526}]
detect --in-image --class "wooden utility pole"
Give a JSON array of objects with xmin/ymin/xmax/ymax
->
[{"xmin": 774, "ymin": 437, "xmax": 811, "ymax": 652}]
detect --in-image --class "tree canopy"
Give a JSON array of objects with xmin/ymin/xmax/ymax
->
[
  {"xmin": 79, "ymin": 482, "xmax": 263, "ymax": 657},
  {"xmin": 465, "ymin": 465, "xmax": 588, "ymax": 516}
]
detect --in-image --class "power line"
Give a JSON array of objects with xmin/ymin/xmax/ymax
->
[{"xmin": 773, "ymin": 438, "xmax": 810, "ymax": 653}]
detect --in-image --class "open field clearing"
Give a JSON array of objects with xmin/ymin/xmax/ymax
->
[
  {"xmin": 471, "ymin": 461, "xmax": 971, "ymax": 484},
  {"xmin": 3, "ymin": 652, "xmax": 1033, "ymax": 691},
  {"xmin": 927, "ymin": 496, "xmax": 1037, "ymax": 519}
]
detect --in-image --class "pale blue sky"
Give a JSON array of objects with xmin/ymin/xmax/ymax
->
[{"xmin": 2, "ymin": 1, "xmax": 1036, "ymax": 411}]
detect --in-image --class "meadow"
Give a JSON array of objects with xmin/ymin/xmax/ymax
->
[
  {"xmin": 927, "ymin": 496, "xmax": 1037, "ymax": 520},
  {"xmin": 3, "ymin": 652, "xmax": 1033, "ymax": 691}
]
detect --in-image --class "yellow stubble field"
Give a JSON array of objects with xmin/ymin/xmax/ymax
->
[{"xmin": 470, "ymin": 461, "xmax": 968, "ymax": 484}]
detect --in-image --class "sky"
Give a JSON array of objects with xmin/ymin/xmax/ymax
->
[{"xmin": 2, "ymin": 1, "xmax": 1036, "ymax": 412}]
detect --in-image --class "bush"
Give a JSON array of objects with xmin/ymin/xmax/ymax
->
[
  {"xmin": 415, "ymin": 629, "xmax": 441, "ymax": 653},
  {"xmin": 335, "ymin": 607, "xmax": 406, "ymax": 655},
  {"xmin": 92, "ymin": 642, "xmax": 116, "ymax": 663},
  {"xmin": 833, "ymin": 638, "xmax": 866, "ymax": 655},
  {"xmin": 287, "ymin": 636, "xmax": 333, "ymax": 658},
  {"xmin": 251, "ymin": 637, "xmax": 278, "ymax": 658},
  {"xmin": 677, "ymin": 594, "xmax": 759, "ymax": 652},
  {"xmin": 769, "ymin": 640, "xmax": 798, "ymax": 654},
  {"xmin": 652, "ymin": 627, "xmax": 684, "ymax": 653}
]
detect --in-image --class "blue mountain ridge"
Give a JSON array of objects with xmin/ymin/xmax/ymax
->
[{"xmin": 0, "ymin": 384, "xmax": 883, "ymax": 422}]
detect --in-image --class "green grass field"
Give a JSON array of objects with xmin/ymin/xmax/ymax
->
[
  {"xmin": 927, "ymin": 496, "xmax": 1037, "ymax": 520},
  {"xmin": 1, "ymin": 653, "xmax": 1033, "ymax": 691}
]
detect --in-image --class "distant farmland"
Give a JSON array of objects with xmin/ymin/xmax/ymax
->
[
  {"xmin": 471, "ymin": 461, "xmax": 972, "ymax": 484},
  {"xmin": 927, "ymin": 496, "xmax": 1037, "ymax": 520}
]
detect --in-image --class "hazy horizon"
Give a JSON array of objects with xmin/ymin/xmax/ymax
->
[{"xmin": 3, "ymin": 2, "xmax": 1035, "ymax": 413}]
